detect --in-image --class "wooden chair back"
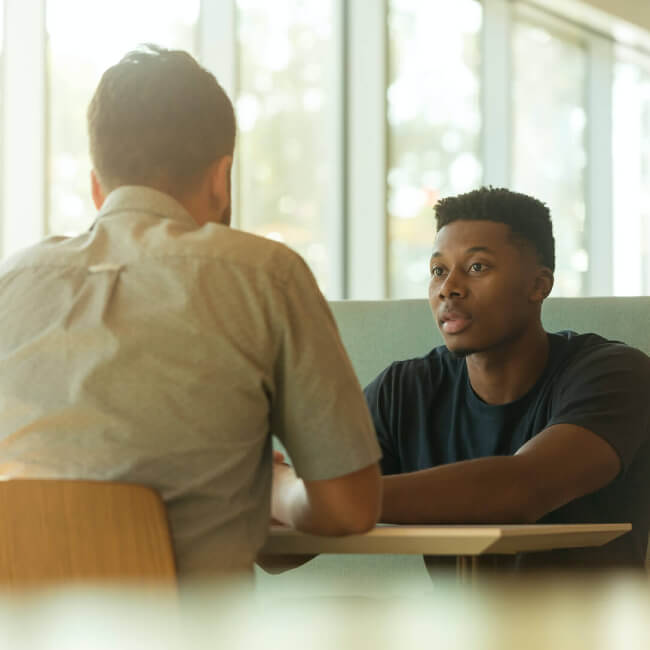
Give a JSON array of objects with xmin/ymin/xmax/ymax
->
[{"xmin": 0, "ymin": 479, "xmax": 176, "ymax": 589}]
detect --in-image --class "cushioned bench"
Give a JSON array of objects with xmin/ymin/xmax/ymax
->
[{"xmin": 256, "ymin": 297, "xmax": 650, "ymax": 594}]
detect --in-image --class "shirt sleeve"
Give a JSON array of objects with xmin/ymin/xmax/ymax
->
[
  {"xmin": 546, "ymin": 341, "xmax": 650, "ymax": 472},
  {"xmin": 364, "ymin": 365, "xmax": 402, "ymax": 475},
  {"xmin": 270, "ymin": 254, "xmax": 381, "ymax": 481}
]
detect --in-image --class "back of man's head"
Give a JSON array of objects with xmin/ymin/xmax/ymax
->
[
  {"xmin": 87, "ymin": 44, "xmax": 236, "ymax": 198},
  {"xmin": 434, "ymin": 186, "xmax": 556, "ymax": 272}
]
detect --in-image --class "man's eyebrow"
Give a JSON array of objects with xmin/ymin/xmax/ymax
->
[
  {"xmin": 465, "ymin": 246, "xmax": 496, "ymax": 255},
  {"xmin": 431, "ymin": 246, "xmax": 496, "ymax": 259}
]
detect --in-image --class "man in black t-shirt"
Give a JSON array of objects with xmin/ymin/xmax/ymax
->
[{"xmin": 365, "ymin": 187, "xmax": 650, "ymax": 569}]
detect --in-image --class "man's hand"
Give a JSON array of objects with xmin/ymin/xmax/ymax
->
[
  {"xmin": 271, "ymin": 450, "xmax": 301, "ymax": 526},
  {"xmin": 259, "ymin": 449, "xmax": 318, "ymax": 573}
]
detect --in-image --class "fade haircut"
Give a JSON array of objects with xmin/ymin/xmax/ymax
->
[
  {"xmin": 88, "ymin": 44, "xmax": 236, "ymax": 197},
  {"xmin": 434, "ymin": 186, "xmax": 555, "ymax": 271}
]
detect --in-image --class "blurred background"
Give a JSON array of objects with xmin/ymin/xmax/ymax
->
[{"xmin": 0, "ymin": 0, "xmax": 649, "ymax": 300}]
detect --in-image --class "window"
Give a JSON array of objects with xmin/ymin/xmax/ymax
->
[
  {"xmin": 236, "ymin": 0, "xmax": 339, "ymax": 295},
  {"xmin": 46, "ymin": 0, "xmax": 199, "ymax": 237},
  {"xmin": 1, "ymin": 2, "xmax": 649, "ymax": 298},
  {"xmin": 511, "ymin": 18, "xmax": 588, "ymax": 297},
  {"xmin": 613, "ymin": 52, "xmax": 650, "ymax": 295},
  {"xmin": 0, "ymin": 0, "xmax": 4, "ymax": 253},
  {"xmin": 387, "ymin": 0, "xmax": 482, "ymax": 298}
]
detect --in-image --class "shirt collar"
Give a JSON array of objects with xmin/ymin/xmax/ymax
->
[{"xmin": 94, "ymin": 185, "xmax": 198, "ymax": 229}]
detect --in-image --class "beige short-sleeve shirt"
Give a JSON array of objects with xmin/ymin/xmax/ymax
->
[{"xmin": 0, "ymin": 186, "xmax": 381, "ymax": 575}]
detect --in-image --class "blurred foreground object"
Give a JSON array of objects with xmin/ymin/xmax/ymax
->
[{"xmin": 0, "ymin": 573, "xmax": 647, "ymax": 648}]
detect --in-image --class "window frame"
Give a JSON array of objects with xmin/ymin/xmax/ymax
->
[
  {"xmin": 513, "ymin": 1, "xmax": 614, "ymax": 297},
  {"xmin": 611, "ymin": 43, "xmax": 650, "ymax": 296}
]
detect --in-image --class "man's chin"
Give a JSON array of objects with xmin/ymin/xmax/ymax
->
[{"xmin": 447, "ymin": 346, "xmax": 478, "ymax": 359}]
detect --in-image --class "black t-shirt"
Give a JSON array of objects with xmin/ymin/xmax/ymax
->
[{"xmin": 364, "ymin": 332, "xmax": 650, "ymax": 569}]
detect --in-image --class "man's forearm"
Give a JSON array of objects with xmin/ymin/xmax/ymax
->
[
  {"xmin": 381, "ymin": 455, "xmax": 541, "ymax": 524},
  {"xmin": 273, "ymin": 476, "xmax": 374, "ymax": 536},
  {"xmin": 272, "ymin": 461, "xmax": 381, "ymax": 535}
]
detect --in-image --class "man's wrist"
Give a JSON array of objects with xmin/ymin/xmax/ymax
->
[{"xmin": 272, "ymin": 474, "xmax": 305, "ymax": 527}]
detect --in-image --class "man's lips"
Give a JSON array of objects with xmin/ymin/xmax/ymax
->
[{"xmin": 439, "ymin": 311, "xmax": 472, "ymax": 334}]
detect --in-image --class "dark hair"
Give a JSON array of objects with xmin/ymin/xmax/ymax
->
[
  {"xmin": 87, "ymin": 44, "xmax": 236, "ymax": 196},
  {"xmin": 434, "ymin": 186, "xmax": 555, "ymax": 271}
]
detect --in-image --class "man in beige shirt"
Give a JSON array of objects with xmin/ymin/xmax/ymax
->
[{"xmin": 0, "ymin": 45, "xmax": 381, "ymax": 577}]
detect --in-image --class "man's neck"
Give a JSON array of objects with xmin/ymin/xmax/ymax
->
[{"xmin": 465, "ymin": 325, "xmax": 550, "ymax": 405}]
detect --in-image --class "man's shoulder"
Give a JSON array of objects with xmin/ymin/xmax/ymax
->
[
  {"xmin": 188, "ymin": 225, "xmax": 306, "ymax": 276},
  {"xmin": 551, "ymin": 330, "xmax": 649, "ymax": 358},
  {"xmin": 0, "ymin": 235, "xmax": 72, "ymax": 276},
  {"xmin": 402, "ymin": 344, "xmax": 459, "ymax": 370},
  {"xmin": 1, "ymin": 220, "xmax": 308, "ymax": 288},
  {"xmin": 123, "ymin": 217, "xmax": 312, "ymax": 289},
  {"xmin": 549, "ymin": 330, "xmax": 650, "ymax": 377}
]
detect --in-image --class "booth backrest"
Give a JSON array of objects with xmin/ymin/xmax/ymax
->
[{"xmin": 329, "ymin": 297, "xmax": 650, "ymax": 387}]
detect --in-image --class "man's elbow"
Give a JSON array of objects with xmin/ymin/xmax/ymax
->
[
  {"xmin": 346, "ymin": 465, "xmax": 382, "ymax": 533},
  {"xmin": 516, "ymin": 504, "xmax": 543, "ymax": 525},
  {"xmin": 336, "ymin": 505, "xmax": 380, "ymax": 535},
  {"xmin": 322, "ymin": 509, "xmax": 379, "ymax": 536}
]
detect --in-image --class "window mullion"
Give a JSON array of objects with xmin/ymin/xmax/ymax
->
[
  {"xmin": 586, "ymin": 34, "xmax": 614, "ymax": 296},
  {"xmin": 346, "ymin": 0, "xmax": 387, "ymax": 299},
  {"xmin": 325, "ymin": 0, "xmax": 346, "ymax": 299},
  {"xmin": 198, "ymin": 0, "xmax": 239, "ymax": 228},
  {"xmin": 482, "ymin": 0, "xmax": 511, "ymax": 188},
  {"xmin": 198, "ymin": 0, "xmax": 237, "ymax": 101},
  {"xmin": 1, "ymin": 0, "xmax": 46, "ymax": 258}
]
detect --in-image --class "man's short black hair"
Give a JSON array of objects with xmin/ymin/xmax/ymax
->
[
  {"xmin": 434, "ymin": 186, "xmax": 555, "ymax": 271},
  {"xmin": 88, "ymin": 44, "xmax": 236, "ymax": 196}
]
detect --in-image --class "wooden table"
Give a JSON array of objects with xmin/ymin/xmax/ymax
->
[{"xmin": 261, "ymin": 523, "xmax": 632, "ymax": 581}]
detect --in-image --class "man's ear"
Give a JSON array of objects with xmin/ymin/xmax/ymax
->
[
  {"xmin": 211, "ymin": 155, "xmax": 232, "ymax": 195},
  {"xmin": 529, "ymin": 267, "xmax": 554, "ymax": 304},
  {"xmin": 91, "ymin": 170, "xmax": 106, "ymax": 210},
  {"xmin": 210, "ymin": 155, "xmax": 233, "ymax": 225}
]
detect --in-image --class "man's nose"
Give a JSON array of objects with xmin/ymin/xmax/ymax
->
[{"xmin": 438, "ymin": 268, "xmax": 465, "ymax": 299}]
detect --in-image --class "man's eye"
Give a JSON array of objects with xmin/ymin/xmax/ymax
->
[
  {"xmin": 430, "ymin": 266, "xmax": 445, "ymax": 277},
  {"xmin": 469, "ymin": 263, "xmax": 485, "ymax": 273}
]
